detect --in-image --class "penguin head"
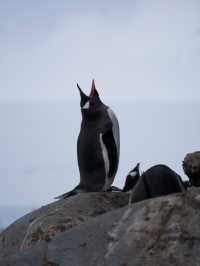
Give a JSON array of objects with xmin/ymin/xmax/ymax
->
[
  {"xmin": 123, "ymin": 163, "xmax": 140, "ymax": 192},
  {"xmin": 77, "ymin": 80, "xmax": 104, "ymax": 117},
  {"xmin": 129, "ymin": 163, "xmax": 140, "ymax": 178}
]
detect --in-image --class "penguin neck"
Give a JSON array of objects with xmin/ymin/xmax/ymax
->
[{"xmin": 81, "ymin": 110, "xmax": 103, "ymax": 123}]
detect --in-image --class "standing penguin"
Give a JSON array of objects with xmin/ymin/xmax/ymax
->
[{"xmin": 55, "ymin": 80, "xmax": 120, "ymax": 199}]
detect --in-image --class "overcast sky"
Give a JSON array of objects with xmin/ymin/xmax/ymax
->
[
  {"xmin": 0, "ymin": 1, "xmax": 200, "ymax": 212},
  {"xmin": 0, "ymin": 0, "xmax": 200, "ymax": 101}
]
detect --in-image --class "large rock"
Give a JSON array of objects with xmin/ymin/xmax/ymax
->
[
  {"xmin": 1, "ymin": 189, "xmax": 200, "ymax": 266},
  {"xmin": 0, "ymin": 192, "xmax": 129, "ymax": 255},
  {"xmin": 183, "ymin": 151, "xmax": 200, "ymax": 186}
]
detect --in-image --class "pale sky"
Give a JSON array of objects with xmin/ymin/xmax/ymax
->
[
  {"xmin": 0, "ymin": 0, "xmax": 200, "ymax": 210},
  {"xmin": 0, "ymin": 0, "xmax": 200, "ymax": 101}
]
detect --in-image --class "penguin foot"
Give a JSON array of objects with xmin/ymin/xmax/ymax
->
[{"xmin": 107, "ymin": 186, "xmax": 122, "ymax": 192}]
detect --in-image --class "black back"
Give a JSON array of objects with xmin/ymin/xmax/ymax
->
[{"xmin": 130, "ymin": 164, "xmax": 186, "ymax": 203}]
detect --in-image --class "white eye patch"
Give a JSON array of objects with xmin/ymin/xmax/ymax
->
[
  {"xmin": 129, "ymin": 171, "xmax": 137, "ymax": 177},
  {"xmin": 82, "ymin": 101, "xmax": 90, "ymax": 109}
]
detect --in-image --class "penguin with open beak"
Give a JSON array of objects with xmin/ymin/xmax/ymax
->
[{"xmin": 55, "ymin": 80, "xmax": 120, "ymax": 199}]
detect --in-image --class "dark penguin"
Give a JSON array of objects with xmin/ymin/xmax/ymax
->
[
  {"xmin": 55, "ymin": 80, "xmax": 120, "ymax": 199},
  {"xmin": 123, "ymin": 164, "xmax": 187, "ymax": 203},
  {"xmin": 123, "ymin": 163, "xmax": 140, "ymax": 192}
]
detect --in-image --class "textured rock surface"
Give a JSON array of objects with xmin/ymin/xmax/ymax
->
[
  {"xmin": 1, "ymin": 189, "xmax": 200, "ymax": 266},
  {"xmin": 0, "ymin": 192, "xmax": 129, "ymax": 259},
  {"xmin": 183, "ymin": 151, "xmax": 200, "ymax": 186}
]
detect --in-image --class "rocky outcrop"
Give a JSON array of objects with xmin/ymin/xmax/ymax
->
[
  {"xmin": 0, "ymin": 192, "xmax": 129, "ymax": 265},
  {"xmin": 183, "ymin": 151, "xmax": 200, "ymax": 186},
  {"xmin": 1, "ymin": 188, "xmax": 200, "ymax": 266}
]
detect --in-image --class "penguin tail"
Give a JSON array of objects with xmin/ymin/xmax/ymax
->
[{"xmin": 54, "ymin": 185, "xmax": 80, "ymax": 200}]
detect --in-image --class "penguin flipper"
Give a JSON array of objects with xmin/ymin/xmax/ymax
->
[
  {"xmin": 54, "ymin": 185, "xmax": 80, "ymax": 200},
  {"xmin": 102, "ymin": 130, "xmax": 118, "ymax": 178}
]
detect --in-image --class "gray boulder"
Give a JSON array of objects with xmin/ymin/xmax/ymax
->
[
  {"xmin": 183, "ymin": 151, "xmax": 200, "ymax": 186},
  {"xmin": 1, "ymin": 189, "xmax": 200, "ymax": 266}
]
